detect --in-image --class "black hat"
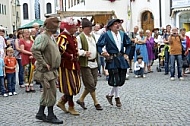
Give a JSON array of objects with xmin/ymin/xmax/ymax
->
[
  {"xmin": 137, "ymin": 55, "xmax": 143, "ymax": 60},
  {"xmin": 106, "ymin": 19, "xmax": 123, "ymax": 29},
  {"xmin": 82, "ymin": 18, "xmax": 92, "ymax": 28}
]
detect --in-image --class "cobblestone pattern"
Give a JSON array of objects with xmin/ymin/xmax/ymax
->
[{"xmin": 0, "ymin": 64, "xmax": 190, "ymax": 126}]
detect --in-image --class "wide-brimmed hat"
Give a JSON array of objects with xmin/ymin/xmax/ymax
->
[
  {"xmin": 44, "ymin": 17, "xmax": 60, "ymax": 31},
  {"xmin": 106, "ymin": 19, "xmax": 123, "ymax": 29},
  {"xmin": 81, "ymin": 18, "xmax": 92, "ymax": 28},
  {"xmin": 60, "ymin": 17, "xmax": 81, "ymax": 30}
]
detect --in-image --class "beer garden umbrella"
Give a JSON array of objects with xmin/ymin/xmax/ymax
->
[{"xmin": 19, "ymin": 19, "xmax": 44, "ymax": 29}]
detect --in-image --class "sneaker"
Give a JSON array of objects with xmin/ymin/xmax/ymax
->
[
  {"xmin": 8, "ymin": 92, "xmax": 12, "ymax": 96},
  {"xmin": 135, "ymin": 75, "xmax": 138, "ymax": 78},
  {"xmin": 126, "ymin": 74, "xmax": 129, "ymax": 80},
  {"xmin": 170, "ymin": 77, "xmax": 175, "ymax": 81},
  {"xmin": 179, "ymin": 77, "xmax": 184, "ymax": 81},
  {"xmin": 143, "ymin": 75, "xmax": 146, "ymax": 78},
  {"xmin": 13, "ymin": 92, "xmax": 17, "ymax": 95},
  {"xmin": 3, "ymin": 94, "xmax": 8, "ymax": 97}
]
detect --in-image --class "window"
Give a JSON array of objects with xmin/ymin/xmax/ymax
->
[
  {"xmin": 4, "ymin": 5, "xmax": 6, "ymax": 15},
  {"xmin": 2, "ymin": 4, "xmax": 4, "ymax": 14},
  {"xmin": 77, "ymin": 0, "xmax": 80, "ymax": 4},
  {"xmin": 74, "ymin": 0, "xmax": 76, "ymax": 5},
  {"xmin": 35, "ymin": 3, "xmax": 40, "ymax": 19},
  {"xmin": 46, "ymin": 3, "xmax": 52, "ymax": 14},
  {"xmin": 23, "ymin": 3, "xmax": 28, "ymax": 19},
  {"xmin": 71, "ymin": 0, "xmax": 73, "ymax": 7},
  {"xmin": 68, "ymin": 0, "xmax": 70, "ymax": 8},
  {"xmin": 0, "ymin": 4, "xmax": 1, "ymax": 14}
]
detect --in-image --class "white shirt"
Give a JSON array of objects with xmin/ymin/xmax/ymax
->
[
  {"xmin": 111, "ymin": 31, "xmax": 122, "ymax": 51},
  {"xmin": 77, "ymin": 33, "xmax": 98, "ymax": 68},
  {"xmin": 0, "ymin": 36, "xmax": 6, "ymax": 58},
  {"xmin": 134, "ymin": 61, "xmax": 144, "ymax": 71}
]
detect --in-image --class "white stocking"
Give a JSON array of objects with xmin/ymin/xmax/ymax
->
[
  {"xmin": 109, "ymin": 87, "xmax": 115, "ymax": 96},
  {"xmin": 115, "ymin": 87, "xmax": 119, "ymax": 98}
]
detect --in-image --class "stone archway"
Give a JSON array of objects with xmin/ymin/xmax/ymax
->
[{"xmin": 141, "ymin": 11, "xmax": 154, "ymax": 32}]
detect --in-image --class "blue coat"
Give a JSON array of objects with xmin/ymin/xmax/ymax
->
[{"xmin": 97, "ymin": 30, "xmax": 131, "ymax": 69}]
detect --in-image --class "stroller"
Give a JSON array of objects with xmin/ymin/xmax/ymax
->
[{"xmin": 156, "ymin": 44, "xmax": 165, "ymax": 72}]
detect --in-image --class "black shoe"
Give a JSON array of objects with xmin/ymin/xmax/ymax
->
[
  {"xmin": 36, "ymin": 113, "xmax": 47, "ymax": 122},
  {"xmin": 164, "ymin": 73, "xmax": 168, "ymax": 75},
  {"xmin": 76, "ymin": 100, "xmax": 87, "ymax": 110},
  {"xmin": 46, "ymin": 115, "xmax": 63, "ymax": 124}
]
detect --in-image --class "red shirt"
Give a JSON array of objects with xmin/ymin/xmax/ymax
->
[
  {"xmin": 4, "ymin": 56, "xmax": 17, "ymax": 73},
  {"xmin": 19, "ymin": 39, "xmax": 35, "ymax": 66}
]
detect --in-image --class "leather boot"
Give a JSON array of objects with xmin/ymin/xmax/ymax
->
[
  {"xmin": 36, "ymin": 105, "xmax": 47, "ymax": 121},
  {"xmin": 57, "ymin": 99, "xmax": 68, "ymax": 113},
  {"xmin": 106, "ymin": 95, "xmax": 113, "ymax": 105},
  {"xmin": 115, "ymin": 97, "xmax": 122, "ymax": 107},
  {"xmin": 68, "ymin": 106, "xmax": 80, "ymax": 115},
  {"xmin": 46, "ymin": 106, "xmax": 63, "ymax": 124}
]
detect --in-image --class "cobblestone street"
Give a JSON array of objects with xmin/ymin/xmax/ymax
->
[{"xmin": 1, "ymin": 64, "xmax": 190, "ymax": 126}]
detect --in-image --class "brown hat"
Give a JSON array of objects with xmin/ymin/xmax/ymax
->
[
  {"xmin": 44, "ymin": 17, "xmax": 60, "ymax": 31},
  {"xmin": 81, "ymin": 18, "xmax": 92, "ymax": 28}
]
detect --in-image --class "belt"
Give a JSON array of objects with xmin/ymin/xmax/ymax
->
[
  {"xmin": 88, "ymin": 59, "xmax": 96, "ymax": 62},
  {"xmin": 110, "ymin": 53, "xmax": 123, "ymax": 57}
]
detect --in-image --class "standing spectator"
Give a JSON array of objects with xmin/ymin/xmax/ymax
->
[
  {"xmin": 14, "ymin": 31, "xmax": 25, "ymax": 88},
  {"xmin": 134, "ymin": 29, "xmax": 148, "ymax": 73},
  {"xmin": 163, "ymin": 25, "xmax": 171, "ymax": 75},
  {"xmin": 56, "ymin": 17, "xmax": 81, "ymax": 115},
  {"xmin": 32, "ymin": 17, "xmax": 63, "ymax": 124},
  {"xmin": 20, "ymin": 29, "xmax": 35, "ymax": 92},
  {"xmin": 185, "ymin": 32, "xmax": 190, "ymax": 73},
  {"xmin": 76, "ymin": 18, "xmax": 103, "ymax": 110},
  {"xmin": 180, "ymin": 28, "xmax": 189, "ymax": 76},
  {"xmin": 0, "ymin": 51, "xmax": 7, "ymax": 97},
  {"xmin": 169, "ymin": 27, "xmax": 184, "ymax": 81},
  {"xmin": 0, "ymin": 29, "xmax": 7, "ymax": 58},
  {"xmin": 145, "ymin": 30, "xmax": 155, "ymax": 72},
  {"xmin": 128, "ymin": 26, "xmax": 139, "ymax": 73},
  {"xmin": 4, "ymin": 47, "xmax": 17, "ymax": 96},
  {"xmin": 97, "ymin": 19, "xmax": 131, "ymax": 107},
  {"xmin": 134, "ymin": 55, "xmax": 145, "ymax": 78}
]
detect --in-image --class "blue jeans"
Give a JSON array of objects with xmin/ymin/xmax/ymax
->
[
  {"xmin": 17, "ymin": 59, "xmax": 24, "ymax": 85},
  {"xmin": 0, "ymin": 76, "xmax": 5, "ymax": 94},
  {"xmin": 134, "ymin": 68, "xmax": 144, "ymax": 76},
  {"xmin": 6, "ymin": 73, "xmax": 16, "ymax": 93},
  {"xmin": 164, "ymin": 47, "xmax": 170, "ymax": 74},
  {"xmin": 170, "ymin": 55, "xmax": 182, "ymax": 78}
]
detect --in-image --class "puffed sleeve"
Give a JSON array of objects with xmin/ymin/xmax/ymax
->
[
  {"xmin": 96, "ymin": 33, "xmax": 107, "ymax": 54},
  {"xmin": 57, "ymin": 34, "xmax": 68, "ymax": 54},
  {"xmin": 123, "ymin": 33, "xmax": 131, "ymax": 55}
]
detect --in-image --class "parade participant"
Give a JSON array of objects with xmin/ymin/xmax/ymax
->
[
  {"xmin": 97, "ymin": 19, "xmax": 131, "ymax": 107},
  {"xmin": 31, "ymin": 17, "xmax": 63, "ymax": 124},
  {"xmin": 4, "ymin": 47, "xmax": 17, "ymax": 96},
  {"xmin": 76, "ymin": 18, "xmax": 103, "ymax": 110},
  {"xmin": 20, "ymin": 29, "xmax": 35, "ymax": 92},
  {"xmin": 56, "ymin": 17, "xmax": 81, "ymax": 115}
]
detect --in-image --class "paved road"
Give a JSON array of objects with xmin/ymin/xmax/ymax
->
[{"xmin": 1, "ymin": 63, "xmax": 190, "ymax": 126}]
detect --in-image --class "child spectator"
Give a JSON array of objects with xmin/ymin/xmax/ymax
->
[
  {"xmin": 0, "ymin": 51, "xmax": 7, "ymax": 97},
  {"xmin": 4, "ymin": 47, "xmax": 17, "ymax": 96},
  {"xmin": 134, "ymin": 55, "xmax": 146, "ymax": 78}
]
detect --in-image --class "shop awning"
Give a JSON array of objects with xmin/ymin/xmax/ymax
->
[
  {"xmin": 19, "ymin": 19, "xmax": 44, "ymax": 29},
  {"xmin": 171, "ymin": 7, "xmax": 190, "ymax": 17}
]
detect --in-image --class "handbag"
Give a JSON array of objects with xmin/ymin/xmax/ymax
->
[{"xmin": 136, "ymin": 48, "xmax": 141, "ymax": 55}]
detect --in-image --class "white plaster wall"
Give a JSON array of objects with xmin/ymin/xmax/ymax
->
[
  {"xmin": 0, "ymin": 0, "xmax": 13, "ymax": 33},
  {"xmin": 160, "ymin": 0, "xmax": 171, "ymax": 28}
]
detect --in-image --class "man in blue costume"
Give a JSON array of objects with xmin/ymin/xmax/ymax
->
[{"xmin": 97, "ymin": 19, "xmax": 131, "ymax": 107}]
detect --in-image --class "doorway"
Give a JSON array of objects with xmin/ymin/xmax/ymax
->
[{"xmin": 141, "ymin": 11, "xmax": 154, "ymax": 32}]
